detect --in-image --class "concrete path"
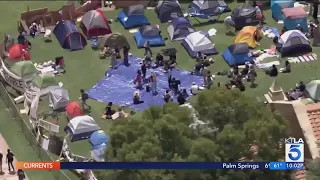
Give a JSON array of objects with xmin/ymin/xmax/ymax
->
[{"xmin": 0, "ymin": 133, "xmax": 28, "ymax": 180}]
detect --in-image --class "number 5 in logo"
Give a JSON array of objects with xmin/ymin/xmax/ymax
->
[{"xmin": 289, "ymin": 145, "xmax": 301, "ymax": 161}]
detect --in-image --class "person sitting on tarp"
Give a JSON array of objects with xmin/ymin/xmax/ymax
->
[
  {"xmin": 154, "ymin": 53, "xmax": 164, "ymax": 67},
  {"xmin": 133, "ymin": 90, "xmax": 144, "ymax": 104},
  {"xmin": 134, "ymin": 70, "xmax": 143, "ymax": 89},
  {"xmin": 265, "ymin": 64, "xmax": 278, "ymax": 77},
  {"xmin": 105, "ymin": 102, "xmax": 115, "ymax": 118},
  {"xmin": 29, "ymin": 23, "xmax": 39, "ymax": 38},
  {"xmin": 145, "ymin": 56, "xmax": 152, "ymax": 67},
  {"xmin": 164, "ymin": 90, "xmax": 172, "ymax": 103},
  {"xmin": 180, "ymin": 89, "xmax": 188, "ymax": 99},
  {"xmin": 150, "ymin": 72, "xmax": 157, "ymax": 94},
  {"xmin": 177, "ymin": 93, "xmax": 186, "ymax": 105}
]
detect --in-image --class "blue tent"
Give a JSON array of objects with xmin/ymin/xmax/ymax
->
[
  {"xmin": 89, "ymin": 130, "xmax": 108, "ymax": 146},
  {"xmin": 53, "ymin": 20, "xmax": 87, "ymax": 51},
  {"xmin": 271, "ymin": 0, "xmax": 294, "ymax": 21},
  {"xmin": 134, "ymin": 25, "xmax": 165, "ymax": 48},
  {"xmin": 117, "ymin": 5, "xmax": 150, "ymax": 29},
  {"xmin": 282, "ymin": 7, "xmax": 308, "ymax": 32},
  {"xmin": 222, "ymin": 43, "xmax": 253, "ymax": 66}
]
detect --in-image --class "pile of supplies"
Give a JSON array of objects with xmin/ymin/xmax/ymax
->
[
  {"xmin": 262, "ymin": 27, "xmax": 279, "ymax": 39},
  {"xmin": 34, "ymin": 57, "xmax": 65, "ymax": 75}
]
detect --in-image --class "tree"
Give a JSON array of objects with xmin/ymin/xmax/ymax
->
[
  {"xmin": 95, "ymin": 88, "xmax": 290, "ymax": 179},
  {"xmin": 307, "ymin": 159, "xmax": 320, "ymax": 179}
]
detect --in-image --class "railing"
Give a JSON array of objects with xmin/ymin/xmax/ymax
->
[{"xmin": 0, "ymin": 82, "xmax": 71, "ymax": 180}]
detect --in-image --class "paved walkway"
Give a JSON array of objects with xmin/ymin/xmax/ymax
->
[{"xmin": 0, "ymin": 133, "xmax": 28, "ymax": 180}]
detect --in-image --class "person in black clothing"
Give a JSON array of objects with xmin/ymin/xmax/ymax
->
[
  {"xmin": 169, "ymin": 77, "xmax": 176, "ymax": 90},
  {"xmin": 171, "ymin": 79, "xmax": 180, "ymax": 94},
  {"xmin": 266, "ymin": 64, "xmax": 278, "ymax": 77},
  {"xmin": 80, "ymin": 89, "xmax": 91, "ymax": 110},
  {"xmin": 123, "ymin": 45, "xmax": 130, "ymax": 66},
  {"xmin": 114, "ymin": 44, "xmax": 120, "ymax": 55},
  {"xmin": 133, "ymin": 91, "xmax": 144, "ymax": 104},
  {"xmin": 177, "ymin": 93, "xmax": 186, "ymax": 105},
  {"xmin": 6, "ymin": 149, "xmax": 14, "ymax": 172},
  {"xmin": 298, "ymin": 81, "xmax": 306, "ymax": 91},
  {"xmin": 18, "ymin": 169, "xmax": 26, "ymax": 180},
  {"xmin": 155, "ymin": 53, "xmax": 164, "ymax": 67},
  {"xmin": 313, "ymin": 1, "xmax": 319, "ymax": 23},
  {"xmin": 0, "ymin": 152, "xmax": 2, "ymax": 173},
  {"xmin": 105, "ymin": 102, "xmax": 115, "ymax": 118},
  {"xmin": 141, "ymin": 61, "xmax": 147, "ymax": 78},
  {"xmin": 181, "ymin": 89, "xmax": 188, "ymax": 99},
  {"xmin": 193, "ymin": 62, "xmax": 203, "ymax": 76}
]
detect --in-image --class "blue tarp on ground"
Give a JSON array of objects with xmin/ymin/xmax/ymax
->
[{"xmin": 87, "ymin": 56, "xmax": 204, "ymax": 111}]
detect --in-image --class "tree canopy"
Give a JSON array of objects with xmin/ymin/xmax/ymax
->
[
  {"xmin": 307, "ymin": 159, "xmax": 320, "ymax": 179},
  {"xmin": 95, "ymin": 88, "xmax": 290, "ymax": 180}
]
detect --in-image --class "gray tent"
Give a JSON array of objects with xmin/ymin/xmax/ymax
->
[
  {"xmin": 231, "ymin": 5, "xmax": 260, "ymax": 30},
  {"xmin": 313, "ymin": 25, "xmax": 320, "ymax": 47},
  {"xmin": 123, "ymin": 4, "xmax": 144, "ymax": 16},
  {"xmin": 155, "ymin": 0, "xmax": 183, "ymax": 22},
  {"xmin": 139, "ymin": 25, "xmax": 160, "ymax": 37},
  {"xmin": 190, "ymin": 0, "xmax": 230, "ymax": 15},
  {"xmin": 49, "ymin": 88, "xmax": 69, "ymax": 110},
  {"xmin": 306, "ymin": 80, "xmax": 320, "ymax": 101}
]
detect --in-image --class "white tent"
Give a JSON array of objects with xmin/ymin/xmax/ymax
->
[
  {"xmin": 49, "ymin": 88, "xmax": 69, "ymax": 110},
  {"xmin": 279, "ymin": 30, "xmax": 308, "ymax": 44},
  {"xmin": 184, "ymin": 31, "xmax": 214, "ymax": 51},
  {"xmin": 64, "ymin": 115, "xmax": 101, "ymax": 142}
]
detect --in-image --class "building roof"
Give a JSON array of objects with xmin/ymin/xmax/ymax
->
[{"xmin": 306, "ymin": 103, "xmax": 320, "ymax": 142}]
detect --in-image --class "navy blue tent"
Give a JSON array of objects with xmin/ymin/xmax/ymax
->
[
  {"xmin": 222, "ymin": 43, "xmax": 253, "ymax": 66},
  {"xmin": 53, "ymin": 20, "xmax": 87, "ymax": 51},
  {"xmin": 155, "ymin": 0, "xmax": 184, "ymax": 22}
]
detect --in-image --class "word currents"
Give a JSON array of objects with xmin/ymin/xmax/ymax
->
[
  {"xmin": 16, "ymin": 162, "xmax": 271, "ymax": 170},
  {"xmin": 16, "ymin": 162, "xmax": 60, "ymax": 170}
]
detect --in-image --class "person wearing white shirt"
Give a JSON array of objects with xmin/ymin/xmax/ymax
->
[
  {"xmin": 190, "ymin": 82, "xmax": 204, "ymax": 95},
  {"xmin": 224, "ymin": 16, "xmax": 235, "ymax": 34}
]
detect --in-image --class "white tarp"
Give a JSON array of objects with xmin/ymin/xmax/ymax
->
[{"xmin": 185, "ymin": 31, "xmax": 214, "ymax": 51}]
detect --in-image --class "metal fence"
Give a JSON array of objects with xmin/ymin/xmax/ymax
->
[{"xmin": 0, "ymin": 82, "xmax": 71, "ymax": 180}]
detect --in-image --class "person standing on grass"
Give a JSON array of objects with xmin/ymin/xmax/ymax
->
[
  {"xmin": 80, "ymin": 89, "xmax": 91, "ymax": 110},
  {"xmin": 0, "ymin": 151, "xmax": 3, "ymax": 173},
  {"xmin": 144, "ymin": 41, "xmax": 152, "ymax": 57},
  {"xmin": 123, "ymin": 45, "xmax": 130, "ymax": 66},
  {"xmin": 6, "ymin": 149, "xmax": 14, "ymax": 173}
]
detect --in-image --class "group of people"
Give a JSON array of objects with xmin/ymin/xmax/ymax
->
[
  {"xmin": 287, "ymin": 81, "xmax": 307, "ymax": 100},
  {"xmin": 0, "ymin": 149, "xmax": 25, "ymax": 179},
  {"xmin": 104, "ymin": 43, "xmax": 131, "ymax": 68},
  {"xmin": 225, "ymin": 63, "xmax": 256, "ymax": 90},
  {"xmin": 193, "ymin": 52, "xmax": 214, "ymax": 89}
]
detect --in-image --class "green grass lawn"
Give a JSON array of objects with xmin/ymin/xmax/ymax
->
[{"xmin": 1, "ymin": 1, "xmax": 320, "ymax": 160}]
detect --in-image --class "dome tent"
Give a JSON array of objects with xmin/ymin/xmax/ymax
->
[
  {"xmin": 222, "ymin": 43, "xmax": 254, "ymax": 66},
  {"xmin": 64, "ymin": 115, "xmax": 101, "ymax": 142},
  {"xmin": 53, "ymin": 20, "xmax": 87, "ymax": 51},
  {"xmin": 231, "ymin": 4, "xmax": 261, "ymax": 30},
  {"xmin": 117, "ymin": 4, "xmax": 150, "ymax": 29},
  {"xmin": 89, "ymin": 130, "xmax": 108, "ymax": 146},
  {"xmin": 98, "ymin": 33, "xmax": 130, "ymax": 49},
  {"xmin": 81, "ymin": 10, "xmax": 112, "ymax": 39},
  {"xmin": 134, "ymin": 25, "xmax": 165, "ymax": 48},
  {"xmin": 155, "ymin": 0, "xmax": 184, "ymax": 22},
  {"xmin": 49, "ymin": 88, "xmax": 69, "ymax": 110},
  {"xmin": 181, "ymin": 31, "xmax": 218, "ymax": 58},
  {"xmin": 66, "ymin": 101, "xmax": 84, "ymax": 119},
  {"xmin": 306, "ymin": 80, "xmax": 320, "ymax": 101},
  {"xmin": 167, "ymin": 17, "xmax": 194, "ymax": 41},
  {"xmin": 8, "ymin": 44, "xmax": 30, "ymax": 60},
  {"xmin": 10, "ymin": 61, "xmax": 37, "ymax": 79},
  {"xmin": 31, "ymin": 74, "xmax": 58, "ymax": 89},
  {"xmin": 235, "ymin": 26, "xmax": 262, "ymax": 49},
  {"xmin": 189, "ymin": 0, "xmax": 230, "ymax": 16},
  {"xmin": 278, "ymin": 30, "xmax": 311, "ymax": 57}
]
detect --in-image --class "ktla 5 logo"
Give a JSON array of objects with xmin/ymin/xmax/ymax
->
[{"xmin": 285, "ymin": 138, "xmax": 304, "ymax": 162}]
